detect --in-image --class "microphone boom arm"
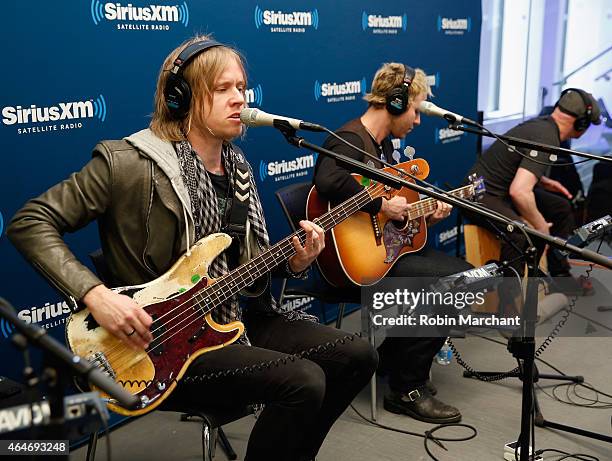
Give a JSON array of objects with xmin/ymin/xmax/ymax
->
[
  {"xmin": 273, "ymin": 122, "xmax": 612, "ymax": 269},
  {"xmin": 451, "ymin": 123, "xmax": 612, "ymax": 164}
]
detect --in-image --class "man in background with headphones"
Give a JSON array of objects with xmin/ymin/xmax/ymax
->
[
  {"xmin": 314, "ymin": 63, "xmax": 471, "ymax": 424},
  {"xmin": 8, "ymin": 35, "xmax": 378, "ymax": 461},
  {"xmin": 464, "ymin": 88, "xmax": 602, "ymax": 291}
]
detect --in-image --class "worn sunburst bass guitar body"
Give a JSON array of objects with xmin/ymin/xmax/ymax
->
[
  {"xmin": 65, "ymin": 176, "xmax": 399, "ymax": 416},
  {"xmin": 66, "ymin": 234, "xmax": 243, "ymax": 416}
]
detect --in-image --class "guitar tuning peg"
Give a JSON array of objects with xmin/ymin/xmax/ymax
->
[{"xmin": 403, "ymin": 146, "xmax": 416, "ymax": 160}]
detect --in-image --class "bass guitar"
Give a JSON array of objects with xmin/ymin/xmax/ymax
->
[{"xmin": 65, "ymin": 175, "xmax": 406, "ymax": 416}]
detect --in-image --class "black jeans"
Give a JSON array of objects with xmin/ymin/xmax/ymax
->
[
  {"xmin": 162, "ymin": 311, "xmax": 378, "ymax": 461},
  {"xmin": 465, "ymin": 188, "xmax": 575, "ymax": 276},
  {"xmin": 378, "ymin": 247, "xmax": 473, "ymax": 392}
]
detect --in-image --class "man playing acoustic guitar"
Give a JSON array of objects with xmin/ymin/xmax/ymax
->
[
  {"xmin": 8, "ymin": 35, "xmax": 377, "ymax": 461},
  {"xmin": 314, "ymin": 63, "xmax": 471, "ymax": 424}
]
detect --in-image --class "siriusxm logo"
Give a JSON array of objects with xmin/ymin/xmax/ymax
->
[
  {"xmin": 0, "ymin": 300, "xmax": 72, "ymax": 339},
  {"xmin": 91, "ymin": 0, "xmax": 189, "ymax": 29},
  {"xmin": 438, "ymin": 225, "xmax": 463, "ymax": 245},
  {"xmin": 2, "ymin": 96, "xmax": 107, "ymax": 125},
  {"xmin": 0, "ymin": 318, "xmax": 13, "ymax": 340},
  {"xmin": 314, "ymin": 77, "xmax": 366, "ymax": 103},
  {"xmin": 254, "ymin": 5, "xmax": 319, "ymax": 33},
  {"xmin": 259, "ymin": 154, "xmax": 316, "ymax": 182},
  {"xmin": 362, "ymin": 11, "xmax": 407, "ymax": 34},
  {"xmin": 426, "ymin": 72, "xmax": 440, "ymax": 89},
  {"xmin": 2, "ymin": 95, "xmax": 107, "ymax": 135},
  {"xmin": 281, "ymin": 296, "xmax": 314, "ymax": 311},
  {"xmin": 437, "ymin": 16, "xmax": 471, "ymax": 35},
  {"xmin": 245, "ymin": 84, "xmax": 263, "ymax": 107},
  {"xmin": 435, "ymin": 127, "xmax": 464, "ymax": 144}
]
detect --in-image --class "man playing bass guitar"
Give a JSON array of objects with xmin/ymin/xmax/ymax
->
[{"xmin": 8, "ymin": 35, "xmax": 377, "ymax": 461}]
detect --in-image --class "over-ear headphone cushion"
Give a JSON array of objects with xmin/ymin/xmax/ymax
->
[
  {"xmin": 557, "ymin": 88, "xmax": 592, "ymax": 132},
  {"xmin": 574, "ymin": 116, "xmax": 589, "ymax": 131},
  {"xmin": 386, "ymin": 88, "xmax": 408, "ymax": 115},
  {"xmin": 165, "ymin": 74, "xmax": 192, "ymax": 120}
]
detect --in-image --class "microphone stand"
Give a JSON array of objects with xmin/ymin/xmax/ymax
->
[
  {"xmin": 448, "ymin": 121, "xmax": 612, "ymax": 446},
  {"xmin": 272, "ymin": 121, "xmax": 612, "ymax": 461},
  {"xmin": 0, "ymin": 298, "xmax": 140, "ymax": 415},
  {"xmin": 450, "ymin": 123, "xmax": 612, "ymax": 163}
]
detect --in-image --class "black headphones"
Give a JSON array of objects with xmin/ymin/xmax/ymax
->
[
  {"xmin": 385, "ymin": 64, "xmax": 416, "ymax": 116},
  {"xmin": 164, "ymin": 40, "xmax": 224, "ymax": 120},
  {"xmin": 556, "ymin": 88, "xmax": 593, "ymax": 132}
]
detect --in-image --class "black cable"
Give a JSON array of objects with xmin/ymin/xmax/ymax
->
[
  {"xmin": 349, "ymin": 402, "xmax": 477, "ymax": 461},
  {"xmin": 471, "ymin": 332, "xmax": 612, "ymax": 408},
  {"xmin": 452, "ymin": 234, "xmax": 602, "ymax": 385},
  {"xmin": 556, "ymin": 452, "xmax": 599, "ymax": 460},
  {"xmin": 118, "ymin": 333, "xmax": 359, "ymax": 388},
  {"xmin": 534, "ymin": 236, "xmax": 604, "ymax": 359},
  {"xmin": 536, "ymin": 382, "xmax": 612, "ymax": 409},
  {"xmin": 446, "ymin": 263, "xmax": 524, "ymax": 383},
  {"xmin": 572, "ymin": 383, "xmax": 612, "ymax": 404},
  {"xmin": 447, "ymin": 336, "xmax": 520, "ymax": 382},
  {"xmin": 536, "ymin": 448, "xmax": 599, "ymax": 461}
]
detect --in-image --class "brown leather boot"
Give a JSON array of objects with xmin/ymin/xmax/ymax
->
[{"xmin": 383, "ymin": 387, "xmax": 461, "ymax": 423}]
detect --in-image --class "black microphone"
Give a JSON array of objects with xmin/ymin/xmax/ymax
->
[
  {"xmin": 240, "ymin": 108, "xmax": 324, "ymax": 132},
  {"xmin": 419, "ymin": 101, "xmax": 479, "ymax": 126}
]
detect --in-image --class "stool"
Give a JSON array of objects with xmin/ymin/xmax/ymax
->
[
  {"xmin": 86, "ymin": 405, "xmax": 252, "ymax": 461},
  {"xmin": 463, "ymin": 224, "xmax": 501, "ymax": 267}
]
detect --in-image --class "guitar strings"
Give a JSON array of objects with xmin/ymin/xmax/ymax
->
[
  {"xmin": 107, "ymin": 183, "xmax": 384, "ymax": 369},
  {"xmin": 107, "ymin": 184, "xmax": 383, "ymax": 373},
  {"xmin": 105, "ymin": 180, "xmax": 476, "ymax": 374},
  {"xmin": 111, "ymin": 178, "xmax": 477, "ymax": 360},
  {"xmin": 110, "ymin": 184, "xmax": 375, "ymax": 344},
  {"xmin": 407, "ymin": 185, "xmax": 473, "ymax": 220},
  {"xmin": 103, "ymin": 183, "xmax": 388, "ymax": 372},
  {"xmin": 105, "ymin": 180, "xmax": 476, "ymax": 372}
]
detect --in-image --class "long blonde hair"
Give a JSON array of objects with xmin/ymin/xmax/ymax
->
[{"xmin": 150, "ymin": 34, "xmax": 247, "ymax": 141}]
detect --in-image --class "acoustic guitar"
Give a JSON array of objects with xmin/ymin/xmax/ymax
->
[{"xmin": 307, "ymin": 159, "xmax": 484, "ymax": 287}]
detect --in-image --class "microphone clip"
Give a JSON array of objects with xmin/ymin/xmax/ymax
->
[{"xmin": 273, "ymin": 119, "xmax": 303, "ymax": 148}]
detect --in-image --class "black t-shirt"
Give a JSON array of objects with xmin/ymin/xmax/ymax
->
[
  {"xmin": 209, "ymin": 171, "xmax": 231, "ymax": 217},
  {"xmin": 208, "ymin": 171, "xmax": 241, "ymax": 269},
  {"xmin": 314, "ymin": 131, "xmax": 394, "ymax": 215},
  {"xmin": 466, "ymin": 116, "xmax": 560, "ymax": 198}
]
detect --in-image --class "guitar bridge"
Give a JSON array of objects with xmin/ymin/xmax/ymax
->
[
  {"xmin": 370, "ymin": 213, "xmax": 382, "ymax": 245},
  {"xmin": 88, "ymin": 351, "xmax": 116, "ymax": 380}
]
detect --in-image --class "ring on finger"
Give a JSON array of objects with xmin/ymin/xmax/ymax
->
[{"xmin": 126, "ymin": 328, "xmax": 136, "ymax": 337}]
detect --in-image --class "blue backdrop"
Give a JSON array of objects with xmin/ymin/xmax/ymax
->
[{"xmin": 0, "ymin": 0, "xmax": 481, "ymax": 423}]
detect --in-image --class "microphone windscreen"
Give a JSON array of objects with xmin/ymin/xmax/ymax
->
[{"xmin": 239, "ymin": 108, "xmax": 258, "ymax": 126}]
